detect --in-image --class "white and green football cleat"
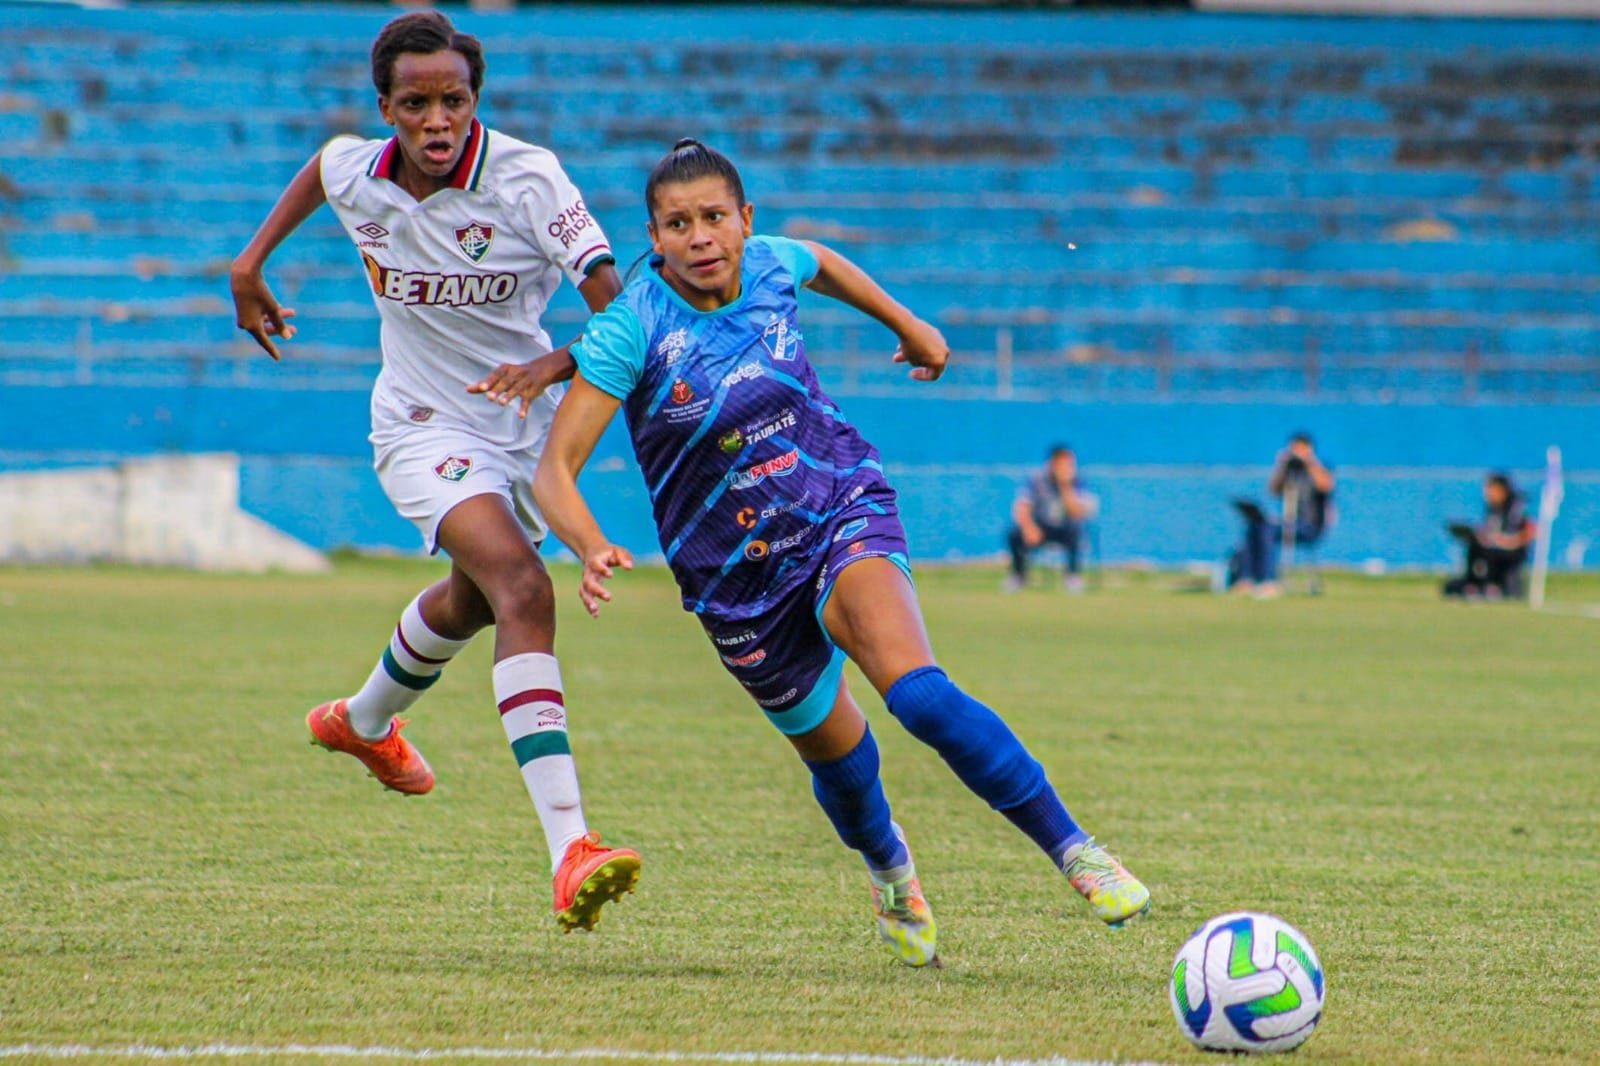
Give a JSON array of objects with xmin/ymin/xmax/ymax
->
[
  {"xmin": 867, "ymin": 831, "xmax": 938, "ymax": 967},
  {"xmin": 1063, "ymin": 837, "xmax": 1151, "ymax": 928}
]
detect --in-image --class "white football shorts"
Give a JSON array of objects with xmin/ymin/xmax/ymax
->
[{"xmin": 372, "ymin": 422, "xmax": 548, "ymax": 554}]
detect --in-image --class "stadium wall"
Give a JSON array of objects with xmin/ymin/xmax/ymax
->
[{"xmin": 5, "ymin": 385, "xmax": 1593, "ymax": 570}]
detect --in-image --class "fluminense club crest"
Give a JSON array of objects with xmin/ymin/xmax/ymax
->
[
  {"xmin": 433, "ymin": 456, "xmax": 473, "ymax": 482},
  {"xmin": 454, "ymin": 221, "xmax": 494, "ymax": 263}
]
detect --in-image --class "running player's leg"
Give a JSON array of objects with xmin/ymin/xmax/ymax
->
[
  {"xmin": 784, "ymin": 676, "xmax": 935, "ymax": 967},
  {"xmin": 436, "ymin": 493, "xmax": 638, "ymax": 930},
  {"xmin": 342, "ymin": 562, "xmax": 490, "ymax": 742},
  {"xmin": 309, "ymin": 563, "xmax": 485, "ymax": 795},
  {"xmin": 821, "ymin": 557, "xmax": 1149, "ymax": 926},
  {"xmin": 706, "ymin": 601, "xmax": 932, "ymax": 965}
]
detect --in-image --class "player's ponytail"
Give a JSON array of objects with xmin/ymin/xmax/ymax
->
[{"xmin": 645, "ymin": 138, "xmax": 746, "ymax": 217}]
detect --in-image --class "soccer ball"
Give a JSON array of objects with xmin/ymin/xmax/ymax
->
[{"xmin": 1169, "ymin": 911, "xmax": 1325, "ymax": 1053}]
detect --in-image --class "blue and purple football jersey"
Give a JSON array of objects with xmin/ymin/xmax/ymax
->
[{"xmin": 572, "ymin": 235, "xmax": 893, "ymax": 622}]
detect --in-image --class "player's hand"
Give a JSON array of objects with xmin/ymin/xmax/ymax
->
[
  {"xmin": 892, "ymin": 318, "xmax": 949, "ymax": 382},
  {"xmin": 229, "ymin": 266, "xmax": 297, "ymax": 361},
  {"xmin": 468, "ymin": 354, "xmax": 562, "ymax": 418},
  {"xmin": 1022, "ymin": 525, "xmax": 1045, "ymax": 548},
  {"xmin": 579, "ymin": 543, "xmax": 634, "ymax": 618}
]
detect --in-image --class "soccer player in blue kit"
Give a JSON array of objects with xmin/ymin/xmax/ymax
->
[{"xmin": 533, "ymin": 140, "xmax": 1149, "ymax": 966}]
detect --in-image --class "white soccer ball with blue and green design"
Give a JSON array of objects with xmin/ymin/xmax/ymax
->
[{"xmin": 1169, "ymin": 911, "xmax": 1325, "ymax": 1054}]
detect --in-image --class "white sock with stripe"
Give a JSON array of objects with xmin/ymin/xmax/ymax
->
[
  {"xmin": 494, "ymin": 652, "xmax": 589, "ymax": 872},
  {"xmin": 346, "ymin": 594, "xmax": 473, "ymax": 741}
]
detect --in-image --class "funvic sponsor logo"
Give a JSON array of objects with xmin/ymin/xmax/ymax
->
[
  {"xmin": 362, "ymin": 253, "xmax": 517, "ymax": 307},
  {"xmin": 728, "ymin": 449, "xmax": 800, "ymax": 490},
  {"xmin": 433, "ymin": 456, "xmax": 472, "ymax": 482},
  {"xmin": 454, "ymin": 221, "xmax": 495, "ymax": 263},
  {"xmin": 720, "ymin": 648, "xmax": 768, "ymax": 668}
]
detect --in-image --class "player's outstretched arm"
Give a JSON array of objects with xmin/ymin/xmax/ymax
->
[
  {"xmin": 469, "ymin": 263, "xmax": 623, "ymax": 416},
  {"xmin": 532, "ymin": 373, "xmax": 634, "ymax": 617},
  {"xmin": 229, "ymin": 152, "xmax": 328, "ymax": 360},
  {"xmin": 801, "ymin": 241, "xmax": 949, "ymax": 382}
]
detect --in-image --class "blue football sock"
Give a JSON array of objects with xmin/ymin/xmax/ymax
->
[
  {"xmin": 1001, "ymin": 782, "xmax": 1089, "ymax": 868},
  {"xmin": 885, "ymin": 665, "xmax": 1084, "ymax": 861},
  {"xmin": 803, "ymin": 725, "xmax": 909, "ymax": 873}
]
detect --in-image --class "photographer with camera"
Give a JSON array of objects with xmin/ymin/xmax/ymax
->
[{"xmin": 1227, "ymin": 432, "xmax": 1335, "ymax": 597}]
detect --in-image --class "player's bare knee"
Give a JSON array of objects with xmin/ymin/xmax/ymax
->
[{"xmin": 488, "ymin": 566, "xmax": 556, "ymax": 624}]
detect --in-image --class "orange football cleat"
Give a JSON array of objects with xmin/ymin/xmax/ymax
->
[
  {"xmin": 306, "ymin": 699, "xmax": 435, "ymax": 795},
  {"xmin": 552, "ymin": 831, "xmax": 641, "ymax": 932}
]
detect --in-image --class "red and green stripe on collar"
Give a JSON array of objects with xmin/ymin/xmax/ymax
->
[{"xmin": 367, "ymin": 119, "xmax": 489, "ymax": 192}]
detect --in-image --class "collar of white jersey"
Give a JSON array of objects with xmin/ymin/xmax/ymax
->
[{"xmin": 366, "ymin": 119, "xmax": 489, "ymax": 192}]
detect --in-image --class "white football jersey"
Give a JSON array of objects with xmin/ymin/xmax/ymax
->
[{"xmin": 320, "ymin": 120, "xmax": 613, "ymax": 450}]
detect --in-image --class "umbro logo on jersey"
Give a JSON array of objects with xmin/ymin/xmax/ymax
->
[
  {"xmin": 355, "ymin": 220, "xmax": 390, "ymax": 248},
  {"xmin": 454, "ymin": 221, "xmax": 495, "ymax": 263},
  {"xmin": 433, "ymin": 456, "xmax": 472, "ymax": 482}
]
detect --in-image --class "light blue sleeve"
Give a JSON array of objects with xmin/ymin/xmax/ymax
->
[
  {"xmin": 571, "ymin": 302, "xmax": 648, "ymax": 400},
  {"xmin": 760, "ymin": 235, "xmax": 821, "ymax": 286}
]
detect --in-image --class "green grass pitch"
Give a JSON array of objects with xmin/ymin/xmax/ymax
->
[{"xmin": 3, "ymin": 560, "xmax": 1598, "ymax": 1065}]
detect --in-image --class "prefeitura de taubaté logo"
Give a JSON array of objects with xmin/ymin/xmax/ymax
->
[{"xmin": 454, "ymin": 221, "xmax": 494, "ymax": 263}]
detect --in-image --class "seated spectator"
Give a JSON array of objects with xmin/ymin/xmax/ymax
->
[
  {"xmin": 1228, "ymin": 431, "xmax": 1335, "ymax": 597},
  {"xmin": 1443, "ymin": 472, "xmax": 1537, "ymax": 600},
  {"xmin": 1005, "ymin": 443, "xmax": 1098, "ymax": 593}
]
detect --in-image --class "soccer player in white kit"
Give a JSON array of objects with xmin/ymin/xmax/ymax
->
[{"xmin": 228, "ymin": 10, "xmax": 639, "ymax": 932}]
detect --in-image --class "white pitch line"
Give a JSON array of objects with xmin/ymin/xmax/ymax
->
[{"xmin": 0, "ymin": 1045, "xmax": 1178, "ymax": 1066}]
